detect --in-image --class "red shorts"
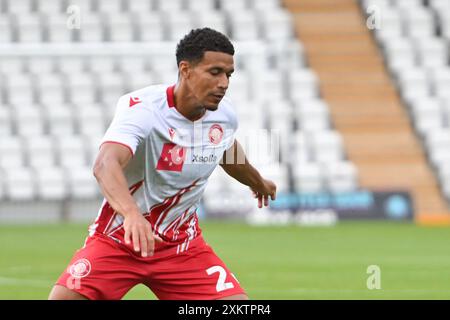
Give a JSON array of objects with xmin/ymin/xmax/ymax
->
[{"xmin": 56, "ymin": 233, "xmax": 245, "ymax": 300}]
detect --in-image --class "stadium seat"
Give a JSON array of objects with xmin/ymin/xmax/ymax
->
[
  {"xmin": 67, "ymin": 0, "xmax": 93, "ymax": 12},
  {"xmin": 6, "ymin": 0, "xmax": 32, "ymax": 13},
  {"xmin": 28, "ymin": 56, "xmax": 56, "ymax": 74},
  {"xmin": 16, "ymin": 13, "xmax": 44, "ymax": 43},
  {"xmin": 55, "ymin": 136, "xmax": 87, "ymax": 168},
  {"xmin": 413, "ymin": 37, "xmax": 448, "ymax": 68},
  {"xmin": 66, "ymin": 72, "xmax": 98, "ymax": 104},
  {"xmin": 127, "ymin": 0, "xmax": 153, "ymax": 12},
  {"xmin": 0, "ymin": 136, "xmax": 24, "ymax": 168},
  {"xmin": 292, "ymin": 131, "xmax": 311, "ymax": 164},
  {"xmin": 253, "ymin": 70, "xmax": 285, "ymax": 100},
  {"xmin": 258, "ymin": 164, "xmax": 290, "ymax": 192},
  {"xmin": 430, "ymin": 148, "xmax": 450, "ymax": 168},
  {"xmin": 97, "ymin": 72, "xmax": 125, "ymax": 104},
  {"xmin": 429, "ymin": 67, "xmax": 450, "ymax": 96},
  {"xmin": 78, "ymin": 13, "xmax": 105, "ymax": 42},
  {"xmin": 66, "ymin": 166, "xmax": 99, "ymax": 199},
  {"xmin": 374, "ymin": 8, "xmax": 403, "ymax": 41},
  {"xmin": 187, "ymin": 0, "xmax": 216, "ymax": 11},
  {"xmin": 259, "ymin": 9, "xmax": 293, "ymax": 41},
  {"xmin": 56, "ymin": 56, "xmax": 86, "ymax": 73},
  {"xmin": 75, "ymin": 104, "xmax": 106, "ymax": 136},
  {"xmin": 135, "ymin": 12, "xmax": 165, "ymax": 41},
  {"xmin": 36, "ymin": 0, "xmax": 64, "ymax": 13},
  {"xmin": 4, "ymin": 167, "xmax": 35, "ymax": 201},
  {"xmin": 192, "ymin": 10, "xmax": 228, "ymax": 35},
  {"xmin": 250, "ymin": 0, "xmax": 280, "ymax": 10},
  {"xmin": 46, "ymin": 14, "xmax": 75, "ymax": 42},
  {"xmin": 24, "ymin": 135, "xmax": 56, "ymax": 168},
  {"xmin": 410, "ymin": 97, "xmax": 443, "ymax": 135},
  {"xmin": 402, "ymin": 7, "xmax": 436, "ymax": 38},
  {"xmin": 289, "ymin": 69, "xmax": 319, "ymax": 100},
  {"xmin": 295, "ymin": 100, "xmax": 330, "ymax": 132},
  {"xmin": 97, "ymin": 0, "xmax": 123, "ymax": 13},
  {"xmin": 0, "ymin": 56, "xmax": 24, "ymax": 74},
  {"xmin": 166, "ymin": 11, "xmax": 195, "ymax": 41},
  {"xmin": 35, "ymin": 167, "xmax": 67, "ymax": 200},
  {"xmin": 293, "ymin": 162, "xmax": 323, "ymax": 192},
  {"xmin": 310, "ymin": 131, "xmax": 344, "ymax": 164},
  {"xmin": 397, "ymin": 68, "xmax": 431, "ymax": 100},
  {"xmin": 106, "ymin": 13, "xmax": 135, "ymax": 42},
  {"xmin": 0, "ymin": 107, "xmax": 12, "ymax": 136},
  {"xmin": 271, "ymin": 40, "xmax": 305, "ymax": 70},
  {"xmin": 0, "ymin": 14, "xmax": 13, "ymax": 42},
  {"xmin": 13, "ymin": 106, "xmax": 45, "ymax": 137},
  {"xmin": 36, "ymin": 74, "xmax": 66, "ymax": 105},
  {"xmin": 226, "ymin": 72, "xmax": 250, "ymax": 101},
  {"xmin": 324, "ymin": 162, "xmax": 358, "ymax": 192},
  {"xmin": 46, "ymin": 105, "xmax": 75, "ymax": 136},
  {"xmin": 156, "ymin": 0, "xmax": 184, "ymax": 11},
  {"xmin": 219, "ymin": 0, "xmax": 249, "ymax": 11},
  {"xmin": 5, "ymin": 74, "xmax": 35, "ymax": 105},
  {"xmin": 84, "ymin": 135, "xmax": 103, "ymax": 167},
  {"xmin": 87, "ymin": 56, "xmax": 117, "ymax": 73},
  {"xmin": 228, "ymin": 11, "xmax": 260, "ymax": 41}
]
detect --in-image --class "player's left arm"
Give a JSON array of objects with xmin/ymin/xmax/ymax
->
[{"xmin": 220, "ymin": 139, "xmax": 276, "ymax": 208}]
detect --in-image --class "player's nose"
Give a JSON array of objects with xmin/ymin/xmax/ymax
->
[{"xmin": 217, "ymin": 74, "xmax": 229, "ymax": 91}]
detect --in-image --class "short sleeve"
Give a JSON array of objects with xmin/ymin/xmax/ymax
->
[{"xmin": 100, "ymin": 95, "xmax": 153, "ymax": 156}]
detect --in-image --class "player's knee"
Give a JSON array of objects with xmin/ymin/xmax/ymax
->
[{"xmin": 48, "ymin": 285, "xmax": 88, "ymax": 300}]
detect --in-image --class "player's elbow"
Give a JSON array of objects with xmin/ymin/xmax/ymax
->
[{"xmin": 93, "ymin": 156, "xmax": 108, "ymax": 182}]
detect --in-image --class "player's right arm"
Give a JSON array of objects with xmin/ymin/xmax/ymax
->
[
  {"xmin": 93, "ymin": 93, "xmax": 161, "ymax": 258},
  {"xmin": 93, "ymin": 143, "xmax": 161, "ymax": 258}
]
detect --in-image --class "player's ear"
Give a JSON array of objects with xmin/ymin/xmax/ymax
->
[{"xmin": 178, "ymin": 61, "xmax": 191, "ymax": 80}]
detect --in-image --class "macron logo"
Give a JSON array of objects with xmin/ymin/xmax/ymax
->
[{"xmin": 129, "ymin": 97, "xmax": 142, "ymax": 107}]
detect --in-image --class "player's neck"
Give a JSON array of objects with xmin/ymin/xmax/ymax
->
[{"xmin": 173, "ymin": 83, "xmax": 206, "ymax": 122}]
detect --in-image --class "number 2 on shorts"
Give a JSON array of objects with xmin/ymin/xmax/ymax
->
[{"xmin": 206, "ymin": 265, "xmax": 235, "ymax": 292}]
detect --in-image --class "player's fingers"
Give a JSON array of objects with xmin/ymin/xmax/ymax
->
[
  {"xmin": 124, "ymin": 227, "xmax": 131, "ymax": 245},
  {"xmin": 139, "ymin": 228, "xmax": 149, "ymax": 257},
  {"xmin": 270, "ymin": 192, "xmax": 276, "ymax": 201},
  {"xmin": 132, "ymin": 228, "xmax": 140, "ymax": 252},
  {"xmin": 258, "ymin": 195, "xmax": 263, "ymax": 208},
  {"xmin": 264, "ymin": 195, "xmax": 269, "ymax": 207},
  {"xmin": 153, "ymin": 234, "xmax": 163, "ymax": 243},
  {"xmin": 145, "ymin": 227, "xmax": 155, "ymax": 257}
]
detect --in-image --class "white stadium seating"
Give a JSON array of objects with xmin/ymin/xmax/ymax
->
[
  {"xmin": 360, "ymin": 0, "xmax": 450, "ymax": 207},
  {"xmin": 0, "ymin": 0, "xmax": 362, "ymax": 221}
]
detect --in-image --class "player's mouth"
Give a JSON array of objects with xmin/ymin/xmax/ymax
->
[{"xmin": 211, "ymin": 94, "xmax": 224, "ymax": 102}]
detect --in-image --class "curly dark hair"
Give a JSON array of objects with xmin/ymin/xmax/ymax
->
[{"xmin": 175, "ymin": 28, "xmax": 235, "ymax": 67}]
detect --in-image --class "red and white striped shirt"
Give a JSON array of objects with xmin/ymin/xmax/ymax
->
[{"xmin": 88, "ymin": 84, "xmax": 238, "ymax": 254}]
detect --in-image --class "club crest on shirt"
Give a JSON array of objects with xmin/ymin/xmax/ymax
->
[
  {"xmin": 68, "ymin": 258, "xmax": 92, "ymax": 279},
  {"xmin": 209, "ymin": 124, "xmax": 223, "ymax": 145}
]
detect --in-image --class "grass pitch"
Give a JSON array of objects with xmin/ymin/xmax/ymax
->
[{"xmin": 1, "ymin": 221, "xmax": 450, "ymax": 299}]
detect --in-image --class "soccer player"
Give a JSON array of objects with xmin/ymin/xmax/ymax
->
[{"xmin": 49, "ymin": 28, "xmax": 276, "ymax": 300}]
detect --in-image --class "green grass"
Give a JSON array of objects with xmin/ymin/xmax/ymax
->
[{"xmin": 1, "ymin": 221, "xmax": 450, "ymax": 299}]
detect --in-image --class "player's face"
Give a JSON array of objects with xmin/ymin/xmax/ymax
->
[{"xmin": 187, "ymin": 51, "xmax": 234, "ymax": 110}]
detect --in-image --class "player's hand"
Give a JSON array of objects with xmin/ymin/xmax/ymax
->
[
  {"xmin": 123, "ymin": 213, "xmax": 162, "ymax": 257},
  {"xmin": 250, "ymin": 179, "xmax": 277, "ymax": 208}
]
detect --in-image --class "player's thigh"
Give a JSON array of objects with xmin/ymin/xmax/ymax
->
[
  {"xmin": 149, "ymin": 243, "xmax": 246, "ymax": 300},
  {"xmin": 49, "ymin": 284, "xmax": 88, "ymax": 300},
  {"xmin": 55, "ymin": 235, "xmax": 144, "ymax": 300}
]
